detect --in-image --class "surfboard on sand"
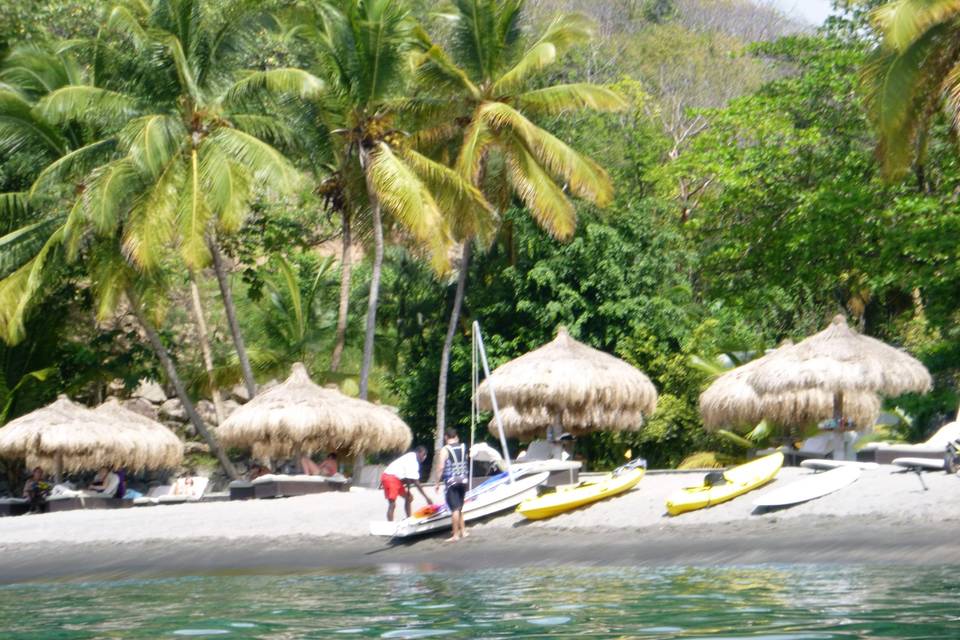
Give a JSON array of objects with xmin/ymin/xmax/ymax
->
[
  {"xmin": 892, "ymin": 457, "xmax": 946, "ymax": 472},
  {"xmin": 753, "ymin": 466, "xmax": 860, "ymax": 510},
  {"xmin": 800, "ymin": 459, "xmax": 879, "ymax": 471}
]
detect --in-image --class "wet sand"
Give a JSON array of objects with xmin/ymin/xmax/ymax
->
[{"xmin": 3, "ymin": 466, "xmax": 960, "ymax": 582}]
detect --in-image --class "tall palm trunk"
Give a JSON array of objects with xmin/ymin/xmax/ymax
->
[
  {"xmin": 330, "ymin": 210, "xmax": 352, "ymax": 373},
  {"xmin": 188, "ymin": 272, "xmax": 226, "ymax": 424},
  {"xmin": 432, "ymin": 240, "xmax": 472, "ymax": 480},
  {"xmin": 358, "ymin": 148, "xmax": 383, "ymax": 402},
  {"xmin": 126, "ymin": 288, "xmax": 239, "ymax": 480},
  {"xmin": 208, "ymin": 235, "xmax": 257, "ymax": 399}
]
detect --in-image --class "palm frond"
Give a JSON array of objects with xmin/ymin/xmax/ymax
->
[
  {"xmin": 503, "ymin": 133, "xmax": 575, "ymax": 240},
  {"xmin": 199, "ymin": 141, "xmax": 252, "ymax": 234},
  {"xmin": 82, "ymin": 159, "xmax": 141, "ymax": 235},
  {"xmin": 208, "ymin": 127, "xmax": 299, "ymax": 190},
  {"xmin": 0, "ymin": 225, "xmax": 65, "ymax": 345},
  {"xmin": 872, "ymin": 0, "xmax": 960, "ymax": 50},
  {"xmin": 30, "ymin": 139, "xmax": 116, "ymax": 197},
  {"xmin": 177, "ymin": 148, "xmax": 213, "ymax": 269},
  {"xmin": 400, "ymin": 147, "xmax": 495, "ymax": 241},
  {"xmin": 481, "ymin": 101, "xmax": 613, "ymax": 206},
  {"xmin": 414, "ymin": 44, "xmax": 480, "ymax": 98},
  {"xmin": 222, "ymin": 68, "xmax": 325, "ymax": 106},
  {"xmin": 490, "ymin": 42, "xmax": 556, "ymax": 95},
  {"xmin": 36, "ymin": 85, "xmax": 140, "ymax": 128},
  {"xmin": 514, "ymin": 83, "xmax": 628, "ymax": 115},
  {"xmin": 0, "ymin": 90, "xmax": 66, "ymax": 157},
  {"xmin": 367, "ymin": 142, "xmax": 451, "ymax": 272},
  {"xmin": 0, "ymin": 192, "xmax": 33, "ymax": 232},
  {"xmin": 0, "ymin": 217, "xmax": 63, "ymax": 280},
  {"xmin": 123, "ymin": 155, "xmax": 182, "ymax": 270},
  {"xmin": 861, "ymin": 24, "xmax": 956, "ymax": 176},
  {"xmin": 118, "ymin": 114, "xmax": 186, "ymax": 178},
  {"xmin": 454, "ymin": 113, "xmax": 492, "ymax": 183}
]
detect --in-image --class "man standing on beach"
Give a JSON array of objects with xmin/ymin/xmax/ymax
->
[
  {"xmin": 435, "ymin": 429, "xmax": 469, "ymax": 542},
  {"xmin": 381, "ymin": 446, "xmax": 431, "ymax": 521}
]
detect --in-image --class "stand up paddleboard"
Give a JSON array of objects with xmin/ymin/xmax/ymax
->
[
  {"xmin": 800, "ymin": 459, "xmax": 879, "ymax": 471},
  {"xmin": 753, "ymin": 466, "xmax": 860, "ymax": 510},
  {"xmin": 892, "ymin": 457, "xmax": 945, "ymax": 472}
]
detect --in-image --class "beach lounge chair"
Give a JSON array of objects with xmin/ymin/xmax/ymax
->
[
  {"xmin": 245, "ymin": 473, "xmax": 350, "ymax": 499},
  {"xmin": 45, "ymin": 493, "xmax": 132, "ymax": 512},
  {"xmin": 155, "ymin": 476, "xmax": 210, "ymax": 504},
  {"xmin": 865, "ymin": 422, "xmax": 960, "ymax": 465},
  {"xmin": 132, "ymin": 484, "xmax": 173, "ymax": 506},
  {"xmin": 0, "ymin": 497, "xmax": 29, "ymax": 517}
]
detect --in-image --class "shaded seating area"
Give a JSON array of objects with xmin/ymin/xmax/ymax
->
[
  {"xmin": 0, "ymin": 395, "xmax": 184, "ymax": 514},
  {"xmin": 861, "ymin": 422, "xmax": 960, "ymax": 465},
  {"xmin": 219, "ymin": 363, "xmax": 412, "ymax": 500}
]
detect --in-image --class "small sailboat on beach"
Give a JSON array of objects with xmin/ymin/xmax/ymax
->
[{"xmin": 370, "ymin": 322, "xmax": 550, "ymax": 538}]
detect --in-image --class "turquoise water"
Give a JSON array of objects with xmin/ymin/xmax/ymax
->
[{"xmin": 2, "ymin": 565, "xmax": 959, "ymax": 638}]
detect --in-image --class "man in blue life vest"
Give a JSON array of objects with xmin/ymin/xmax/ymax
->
[{"xmin": 435, "ymin": 428, "xmax": 469, "ymax": 542}]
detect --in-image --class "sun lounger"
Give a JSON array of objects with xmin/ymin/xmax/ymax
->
[
  {"xmin": 156, "ymin": 476, "xmax": 210, "ymax": 504},
  {"xmin": 0, "ymin": 497, "xmax": 29, "ymax": 517},
  {"xmin": 45, "ymin": 493, "xmax": 132, "ymax": 512},
  {"xmin": 245, "ymin": 473, "xmax": 350, "ymax": 499},
  {"xmin": 866, "ymin": 422, "xmax": 960, "ymax": 465},
  {"xmin": 132, "ymin": 484, "xmax": 173, "ymax": 506}
]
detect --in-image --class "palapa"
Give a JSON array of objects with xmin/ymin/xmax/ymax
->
[
  {"xmin": 745, "ymin": 315, "xmax": 931, "ymax": 399},
  {"xmin": 487, "ymin": 405, "xmax": 648, "ymax": 439},
  {"xmin": 89, "ymin": 398, "xmax": 183, "ymax": 471},
  {"xmin": 699, "ymin": 347, "xmax": 882, "ymax": 431},
  {"xmin": 0, "ymin": 395, "xmax": 181, "ymax": 476},
  {"xmin": 476, "ymin": 327, "xmax": 657, "ymax": 434},
  {"xmin": 218, "ymin": 363, "xmax": 411, "ymax": 458}
]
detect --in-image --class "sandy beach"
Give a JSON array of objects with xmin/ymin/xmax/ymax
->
[{"xmin": 4, "ymin": 465, "xmax": 960, "ymax": 583}]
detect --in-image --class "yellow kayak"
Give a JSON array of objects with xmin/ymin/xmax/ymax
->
[
  {"xmin": 665, "ymin": 452, "xmax": 783, "ymax": 516},
  {"xmin": 517, "ymin": 467, "xmax": 645, "ymax": 520}
]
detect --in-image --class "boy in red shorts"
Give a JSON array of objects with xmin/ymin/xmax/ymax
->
[{"xmin": 381, "ymin": 446, "xmax": 430, "ymax": 521}]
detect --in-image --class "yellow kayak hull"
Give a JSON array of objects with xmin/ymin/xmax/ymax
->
[
  {"xmin": 517, "ymin": 468, "xmax": 645, "ymax": 520},
  {"xmin": 665, "ymin": 452, "xmax": 783, "ymax": 516}
]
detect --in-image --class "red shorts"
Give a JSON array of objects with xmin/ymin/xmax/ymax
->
[{"xmin": 381, "ymin": 473, "xmax": 407, "ymax": 500}]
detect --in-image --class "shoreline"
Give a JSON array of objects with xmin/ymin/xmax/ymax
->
[
  {"xmin": 5, "ymin": 465, "xmax": 960, "ymax": 582},
  {"xmin": 4, "ymin": 517, "xmax": 960, "ymax": 583}
]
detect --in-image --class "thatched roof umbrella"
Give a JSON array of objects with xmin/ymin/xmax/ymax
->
[
  {"xmin": 487, "ymin": 404, "xmax": 649, "ymax": 440},
  {"xmin": 744, "ymin": 315, "xmax": 931, "ymax": 456},
  {"xmin": 90, "ymin": 398, "xmax": 183, "ymax": 471},
  {"xmin": 476, "ymin": 327, "xmax": 657, "ymax": 437},
  {"xmin": 0, "ymin": 395, "xmax": 181, "ymax": 481},
  {"xmin": 699, "ymin": 350, "xmax": 882, "ymax": 432},
  {"xmin": 218, "ymin": 363, "xmax": 412, "ymax": 459}
]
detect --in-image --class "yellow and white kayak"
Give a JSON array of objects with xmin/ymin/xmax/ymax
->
[
  {"xmin": 665, "ymin": 452, "xmax": 783, "ymax": 516},
  {"xmin": 517, "ymin": 467, "xmax": 645, "ymax": 520}
]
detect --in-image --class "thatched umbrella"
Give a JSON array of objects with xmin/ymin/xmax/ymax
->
[
  {"xmin": 90, "ymin": 398, "xmax": 184, "ymax": 471},
  {"xmin": 0, "ymin": 395, "xmax": 182, "ymax": 481},
  {"xmin": 699, "ymin": 352, "xmax": 882, "ymax": 432},
  {"xmin": 487, "ymin": 405, "xmax": 649, "ymax": 439},
  {"xmin": 744, "ymin": 315, "xmax": 931, "ymax": 457},
  {"xmin": 476, "ymin": 327, "xmax": 657, "ymax": 437},
  {"xmin": 218, "ymin": 363, "xmax": 412, "ymax": 459}
]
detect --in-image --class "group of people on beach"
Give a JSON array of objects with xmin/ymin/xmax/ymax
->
[
  {"xmin": 21, "ymin": 466, "xmax": 125, "ymax": 513},
  {"xmin": 380, "ymin": 429, "xmax": 470, "ymax": 542}
]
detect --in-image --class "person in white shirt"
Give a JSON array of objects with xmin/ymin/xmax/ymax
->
[
  {"xmin": 89, "ymin": 467, "xmax": 120, "ymax": 497},
  {"xmin": 381, "ymin": 446, "xmax": 430, "ymax": 521}
]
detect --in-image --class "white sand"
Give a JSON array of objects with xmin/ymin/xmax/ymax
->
[{"xmin": 1, "ymin": 466, "xmax": 957, "ymax": 548}]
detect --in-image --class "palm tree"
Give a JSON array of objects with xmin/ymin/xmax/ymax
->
[
  {"xmin": 412, "ymin": 0, "xmax": 627, "ymax": 461},
  {"xmin": 290, "ymin": 0, "xmax": 490, "ymax": 402},
  {"xmin": 862, "ymin": 0, "xmax": 960, "ymax": 179},
  {"xmin": 34, "ymin": 0, "xmax": 326, "ymax": 399}
]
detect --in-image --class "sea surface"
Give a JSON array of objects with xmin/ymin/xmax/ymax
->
[{"xmin": 2, "ymin": 564, "xmax": 959, "ymax": 638}]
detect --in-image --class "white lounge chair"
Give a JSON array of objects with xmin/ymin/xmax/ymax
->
[{"xmin": 866, "ymin": 422, "xmax": 960, "ymax": 464}]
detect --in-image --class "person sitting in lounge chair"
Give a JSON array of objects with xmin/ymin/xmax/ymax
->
[
  {"xmin": 22, "ymin": 467, "xmax": 50, "ymax": 513},
  {"xmin": 89, "ymin": 467, "xmax": 121, "ymax": 497},
  {"xmin": 300, "ymin": 455, "xmax": 321, "ymax": 475},
  {"xmin": 247, "ymin": 463, "xmax": 271, "ymax": 481},
  {"xmin": 317, "ymin": 453, "xmax": 338, "ymax": 477}
]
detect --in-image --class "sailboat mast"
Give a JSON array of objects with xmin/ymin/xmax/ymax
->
[{"xmin": 473, "ymin": 321, "xmax": 513, "ymax": 481}]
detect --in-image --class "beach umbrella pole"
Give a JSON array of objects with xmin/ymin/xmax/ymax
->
[
  {"xmin": 832, "ymin": 391, "xmax": 847, "ymax": 461},
  {"xmin": 54, "ymin": 452, "xmax": 63, "ymax": 484},
  {"xmin": 473, "ymin": 322, "xmax": 513, "ymax": 481}
]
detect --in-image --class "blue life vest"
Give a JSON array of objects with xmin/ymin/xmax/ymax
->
[{"xmin": 442, "ymin": 444, "xmax": 468, "ymax": 487}]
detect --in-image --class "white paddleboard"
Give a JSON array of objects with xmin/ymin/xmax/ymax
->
[
  {"xmin": 800, "ymin": 459, "xmax": 879, "ymax": 471},
  {"xmin": 892, "ymin": 457, "xmax": 945, "ymax": 471},
  {"xmin": 753, "ymin": 466, "xmax": 860, "ymax": 509}
]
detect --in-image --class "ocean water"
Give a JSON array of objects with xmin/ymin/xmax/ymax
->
[{"xmin": 2, "ymin": 565, "xmax": 959, "ymax": 638}]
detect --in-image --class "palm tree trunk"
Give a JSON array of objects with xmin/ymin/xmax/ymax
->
[
  {"xmin": 330, "ymin": 210, "xmax": 352, "ymax": 373},
  {"xmin": 188, "ymin": 272, "xmax": 226, "ymax": 424},
  {"xmin": 126, "ymin": 288, "xmax": 239, "ymax": 480},
  {"xmin": 208, "ymin": 236, "xmax": 257, "ymax": 399},
  {"xmin": 358, "ymin": 149, "xmax": 382, "ymax": 402},
  {"xmin": 432, "ymin": 240, "xmax": 472, "ymax": 481}
]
